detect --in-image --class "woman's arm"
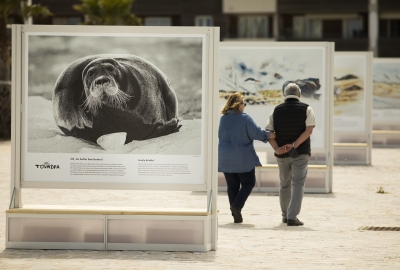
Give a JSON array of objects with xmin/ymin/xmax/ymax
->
[{"xmin": 245, "ymin": 115, "xmax": 270, "ymax": 142}]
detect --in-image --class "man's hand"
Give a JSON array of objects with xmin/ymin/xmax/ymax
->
[
  {"xmin": 282, "ymin": 144, "xmax": 293, "ymax": 151},
  {"xmin": 275, "ymin": 144, "xmax": 293, "ymax": 155},
  {"xmin": 275, "ymin": 147, "xmax": 286, "ymax": 155}
]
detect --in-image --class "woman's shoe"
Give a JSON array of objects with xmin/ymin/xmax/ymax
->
[{"xmin": 230, "ymin": 205, "xmax": 243, "ymax": 223}]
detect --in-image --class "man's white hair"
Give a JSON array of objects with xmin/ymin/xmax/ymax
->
[{"xmin": 284, "ymin": 83, "xmax": 301, "ymax": 96}]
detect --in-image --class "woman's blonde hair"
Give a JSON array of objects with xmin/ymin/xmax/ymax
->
[{"xmin": 221, "ymin": 92, "xmax": 243, "ymax": 114}]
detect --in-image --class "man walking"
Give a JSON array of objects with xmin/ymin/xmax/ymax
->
[{"xmin": 266, "ymin": 83, "xmax": 315, "ymax": 226}]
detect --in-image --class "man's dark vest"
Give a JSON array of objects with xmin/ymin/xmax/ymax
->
[{"xmin": 273, "ymin": 98, "xmax": 311, "ymax": 157}]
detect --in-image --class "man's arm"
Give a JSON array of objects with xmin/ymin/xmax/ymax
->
[
  {"xmin": 269, "ymin": 137, "xmax": 291, "ymax": 155},
  {"xmin": 293, "ymin": 125, "xmax": 314, "ymax": 149},
  {"xmin": 291, "ymin": 106, "xmax": 315, "ymax": 149},
  {"xmin": 266, "ymin": 109, "xmax": 286, "ymax": 154}
]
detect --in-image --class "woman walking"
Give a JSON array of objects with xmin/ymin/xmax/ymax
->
[{"xmin": 218, "ymin": 92, "xmax": 275, "ymax": 223}]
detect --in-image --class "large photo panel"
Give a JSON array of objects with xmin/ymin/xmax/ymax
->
[
  {"xmin": 20, "ymin": 26, "xmax": 215, "ymax": 187},
  {"xmin": 333, "ymin": 53, "xmax": 370, "ymax": 132},
  {"xmin": 219, "ymin": 42, "xmax": 331, "ymax": 150},
  {"xmin": 372, "ymin": 58, "xmax": 400, "ymax": 127}
]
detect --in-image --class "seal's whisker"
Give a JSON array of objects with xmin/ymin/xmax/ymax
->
[
  {"xmin": 117, "ymin": 89, "xmax": 132, "ymax": 100},
  {"xmin": 115, "ymin": 90, "xmax": 131, "ymax": 107},
  {"xmin": 102, "ymin": 87, "xmax": 132, "ymax": 109},
  {"xmin": 81, "ymin": 94, "xmax": 102, "ymax": 115}
]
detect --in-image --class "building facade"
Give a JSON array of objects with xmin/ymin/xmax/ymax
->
[{"xmin": 12, "ymin": 0, "xmax": 400, "ymax": 57}]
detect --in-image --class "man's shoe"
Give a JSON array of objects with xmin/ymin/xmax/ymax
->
[
  {"xmin": 230, "ymin": 205, "xmax": 243, "ymax": 223},
  {"xmin": 282, "ymin": 218, "xmax": 288, "ymax": 223},
  {"xmin": 287, "ymin": 218, "xmax": 304, "ymax": 226}
]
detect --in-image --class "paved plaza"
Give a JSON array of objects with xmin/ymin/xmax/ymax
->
[{"xmin": 0, "ymin": 140, "xmax": 399, "ymax": 269}]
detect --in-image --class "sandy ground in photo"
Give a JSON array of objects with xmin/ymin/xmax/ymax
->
[{"xmin": 0, "ymin": 141, "xmax": 400, "ymax": 269}]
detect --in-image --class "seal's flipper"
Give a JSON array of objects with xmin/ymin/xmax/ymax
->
[
  {"xmin": 53, "ymin": 87, "xmax": 93, "ymax": 131},
  {"xmin": 146, "ymin": 118, "xmax": 181, "ymax": 139}
]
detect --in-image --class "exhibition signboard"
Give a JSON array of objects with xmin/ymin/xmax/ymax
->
[
  {"xmin": 332, "ymin": 52, "xmax": 372, "ymax": 165},
  {"xmin": 12, "ymin": 25, "xmax": 219, "ymax": 190},
  {"xmin": 218, "ymin": 42, "xmax": 334, "ymax": 193},
  {"xmin": 219, "ymin": 42, "xmax": 333, "ymax": 151}
]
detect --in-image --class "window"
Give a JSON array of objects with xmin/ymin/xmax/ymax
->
[
  {"xmin": 195, "ymin": 16, "xmax": 213, "ymax": 27},
  {"xmin": 344, "ymin": 18, "xmax": 363, "ymax": 38},
  {"xmin": 389, "ymin": 19, "xmax": 400, "ymax": 37},
  {"xmin": 144, "ymin": 17, "xmax": 172, "ymax": 26},
  {"xmin": 293, "ymin": 16, "xmax": 322, "ymax": 39},
  {"xmin": 238, "ymin": 16, "xmax": 268, "ymax": 38},
  {"xmin": 322, "ymin": 20, "xmax": 342, "ymax": 39},
  {"xmin": 380, "ymin": 12, "xmax": 400, "ymax": 38},
  {"xmin": 293, "ymin": 15, "xmax": 365, "ymax": 39},
  {"xmin": 52, "ymin": 17, "xmax": 82, "ymax": 25}
]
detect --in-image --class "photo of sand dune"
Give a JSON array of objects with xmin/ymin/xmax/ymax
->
[{"xmin": 373, "ymin": 62, "xmax": 400, "ymax": 110}]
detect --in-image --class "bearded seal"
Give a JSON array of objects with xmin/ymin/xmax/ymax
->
[{"xmin": 53, "ymin": 54, "xmax": 181, "ymax": 144}]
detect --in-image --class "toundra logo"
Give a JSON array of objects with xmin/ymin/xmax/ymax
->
[{"xmin": 35, "ymin": 161, "xmax": 60, "ymax": 169}]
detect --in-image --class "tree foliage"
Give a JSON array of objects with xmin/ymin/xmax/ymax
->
[
  {"xmin": 0, "ymin": 0, "xmax": 52, "ymax": 22},
  {"xmin": 0, "ymin": 1, "xmax": 51, "ymax": 139},
  {"xmin": 74, "ymin": 0, "xmax": 141, "ymax": 25}
]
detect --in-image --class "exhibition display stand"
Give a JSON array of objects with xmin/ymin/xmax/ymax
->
[
  {"xmin": 218, "ymin": 42, "xmax": 334, "ymax": 193},
  {"xmin": 7, "ymin": 25, "xmax": 220, "ymax": 251},
  {"xmin": 372, "ymin": 58, "xmax": 400, "ymax": 147},
  {"xmin": 332, "ymin": 52, "xmax": 373, "ymax": 165}
]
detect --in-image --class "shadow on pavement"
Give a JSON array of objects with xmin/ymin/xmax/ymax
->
[{"xmin": 219, "ymin": 223, "xmax": 315, "ymax": 231}]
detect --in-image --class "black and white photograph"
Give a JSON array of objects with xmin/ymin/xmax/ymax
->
[{"xmin": 26, "ymin": 33, "xmax": 204, "ymax": 155}]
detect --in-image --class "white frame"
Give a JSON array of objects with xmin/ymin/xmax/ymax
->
[
  {"xmin": 219, "ymin": 41, "xmax": 334, "ymax": 193},
  {"xmin": 333, "ymin": 52, "xmax": 373, "ymax": 165},
  {"xmin": 10, "ymin": 25, "xmax": 220, "ymax": 251}
]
